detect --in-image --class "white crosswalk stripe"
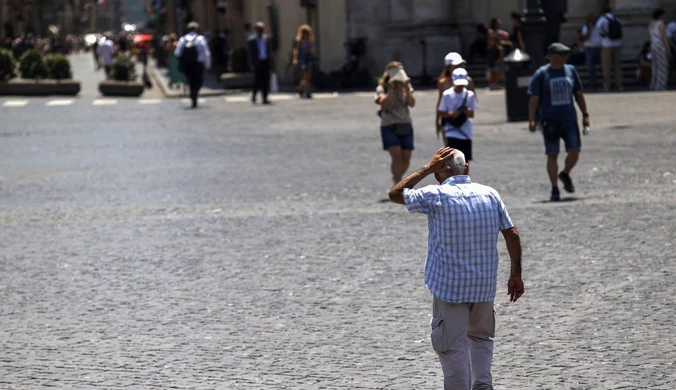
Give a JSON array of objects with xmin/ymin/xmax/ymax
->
[
  {"xmin": 46, "ymin": 99, "xmax": 74, "ymax": 106},
  {"xmin": 2, "ymin": 100, "xmax": 29, "ymax": 107},
  {"xmin": 181, "ymin": 98, "xmax": 207, "ymax": 105},
  {"xmin": 224, "ymin": 96, "xmax": 249, "ymax": 103},
  {"xmin": 312, "ymin": 93, "xmax": 340, "ymax": 99},
  {"xmin": 139, "ymin": 99, "xmax": 162, "ymax": 104},
  {"xmin": 93, "ymin": 99, "xmax": 118, "ymax": 106}
]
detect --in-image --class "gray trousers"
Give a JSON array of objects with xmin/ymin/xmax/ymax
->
[{"xmin": 431, "ymin": 296, "xmax": 495, "ymax": 390}]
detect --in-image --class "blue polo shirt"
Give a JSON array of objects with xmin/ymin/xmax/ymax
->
[{"xmin": 528, "ymin": 64, "xmax": 582, "ymax": 123}]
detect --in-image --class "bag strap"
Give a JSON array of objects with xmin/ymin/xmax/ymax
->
[{"xmin": 449, "ymin": 90, "xmax": 471, "ymax": 139}]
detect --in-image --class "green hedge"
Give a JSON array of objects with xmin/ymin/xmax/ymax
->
[
  {"xmin": 0, "ymin": 48, "xmax": 16, "ymax": 81},
  {"xmin": 109, "ymin": 55, "xmax": 137, "ymax": 81},
  {"xmin": 46, "ymin": 54, "xmax": 72, "ymax": 79},
  {"xmin": 19, "ymin": 49, "xmax": 49, "ymax": 79}
]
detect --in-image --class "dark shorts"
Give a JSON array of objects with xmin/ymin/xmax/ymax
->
[
  {"xmin": 381, "ymin": 124, "xmax": 414, "ymax": 151},
  {"xmin": 541, "ymin": 121, "xmax": 581, "ymax": 155},
  {"xmin": 445, "ymin": 137, "xmax": 472, "ymax": 161},
  {"xmin": 298, "ymin": 55, "xmax": 312, "ymax": 71}
]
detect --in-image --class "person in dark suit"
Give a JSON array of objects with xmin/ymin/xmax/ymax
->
[{"xmin": 247, "ymin": 21, "xmax": 273, "ymax": 104}]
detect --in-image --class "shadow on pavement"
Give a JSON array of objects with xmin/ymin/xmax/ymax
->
[{"xmin": 534, "ymin": 196, "xmax": 584, "ymax": 204}]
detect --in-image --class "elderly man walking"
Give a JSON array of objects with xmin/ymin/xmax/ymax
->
[{"xmin": 389, "ymin": 147, "xmax": 524, "ymax": 390}]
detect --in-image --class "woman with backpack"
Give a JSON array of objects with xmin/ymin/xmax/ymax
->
[
  {"xmin": 375, "ymin": 62, "xmax": 416, "ymax": 184},
  {"xmin": 292, "ymin": 25, "xmax": 315, "ymax": 99}
]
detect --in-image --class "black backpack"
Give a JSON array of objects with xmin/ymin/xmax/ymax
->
[
  {"xmin": 182, "ymin": 37, "xmax": 199, "ymax": 63},
  {"xmin": 603, "ymin": 15, "xmax": 623, "ymax": 40}
]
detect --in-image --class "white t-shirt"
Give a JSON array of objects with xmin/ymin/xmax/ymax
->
[
  {"xmin": 595, "ymin": 13, "xmax": 622, "ymax": 48},
  {"xmin": 581, "ymin": 23, "xmax": 602, "ymax": 48},
  {"xmin": 666, "ymin": 21, "xmax": 676, "ymax": 40},
  {"xmin": 438, "ymin": 87, "xmax": 478, "ymax": 140}
]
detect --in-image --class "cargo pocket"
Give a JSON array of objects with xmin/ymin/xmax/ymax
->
[
  {"xmin": 430, "ymin": 317, "xmax": 449, "ymax": 352},
  {"xmin": 490, "ymin": 309, "xmax": 496, "ymax": 338}
]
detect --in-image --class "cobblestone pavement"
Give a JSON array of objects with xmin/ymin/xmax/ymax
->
[{"xmin": 1, "ymin": 88, "xmax": 675, "ymax": 389}]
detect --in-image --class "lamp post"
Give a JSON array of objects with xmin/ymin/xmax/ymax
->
[{"xmin": 521, "ymin": 0, "xmax": 548, "ymax": 68}]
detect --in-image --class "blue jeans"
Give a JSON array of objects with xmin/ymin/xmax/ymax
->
[{"xmin": 585, "ymin": 47, "xmax": 601, "ymax": 90}]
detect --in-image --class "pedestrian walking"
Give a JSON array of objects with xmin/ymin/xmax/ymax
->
[
  {"xmin": 486, "ymin": 18, "xmax": 507, "ymax": 90},
  {"xmin": 637, "ymin": 41, "xmax": 653, "ymax": 86},
  {"xmin": 247, "ymin": 21, "xmax": 273, "ymax": 104},
  {"xmin": 96, "ymin": 33, "xmax": 116, "ymax": 77},
  {"xmin": 375, "ymin": 61, "xmax": 416, "ymax": 185},
  {"xmin": 510, "ymin": 12, "xmax": 526, "ymax": 51},
  {"xmin": 175, "ymin": 22, "xmax": 212, "ymax": 108},
  {"xmin": 165, "ymin": 34, "xmax": 183, "ymax": 89},
  {"xmin": 649, "ymin": 8, "xmax": 671, "ymax": 90},
  {"xmin": 436, "ymin": 52, "xmax": 476, "ymax": 143},
  {"xmin": 596, "ymin": 6, "xmax": 623, "ymax": 91},
  {"xmin": 388, "ymin": 147, "xmax": 524, "ymax": 390},
  {"xmin": 292, "ymin": 24, "xmax": 315, "ymax": 99},
  {"xmin": 580, "ymin": 12, "xmax": 602, "ymax": 90},
  {"xmin": 438, "ymin": 68, "xmax": 477, "ymax": 161},
  {"xmin": 528, "ymin": 43, "xmax": 590, "ymax": 202}
]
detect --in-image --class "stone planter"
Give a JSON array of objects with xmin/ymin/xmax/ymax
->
[
  {"xmin": 220, "ymin": 72, "xmax": 254, "ymax": 89},
  {"xmin": 98, "ymin": 80, "xmax": 144, "ymax": 97},
  {"xmin": 0, "ymin": 79, "xmax": 81, "ymax": 96}
]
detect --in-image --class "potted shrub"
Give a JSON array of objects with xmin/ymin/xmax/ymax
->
[
  {"xmin": 1, "ymin": 49, "xmax": 80, "ymax": 96},
  {"xmin": 0, "ymin": 48, "xmax": 16, "ymax": 94},
  {"xmin": 99, "ymin": 54, "xmax": 144, "ymax": 96},
  {"xmin": 19, "ymin": 49, "xmax": 48, "ymax": 79},
  {"xmin": 221, "ymin": 47, "xmax": 253, "ymax": 89}
]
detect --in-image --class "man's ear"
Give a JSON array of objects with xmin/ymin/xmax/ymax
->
[{"xmin": 464, "ymin": 163, "xmax": 470, "ymax": 175}]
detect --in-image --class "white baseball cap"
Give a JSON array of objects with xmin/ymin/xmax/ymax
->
[
  {"xmin": 452, "ymin": 68, "xmax": 469, "ymax": 86},
  {"xmin": 444, "ymin": 52, "xmax": 466, "ymax": 66}
]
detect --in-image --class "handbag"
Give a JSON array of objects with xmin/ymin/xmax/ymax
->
[
  {"xmin": 443, "ymin": 91, "xmax": 469, "ymax": 129},
  {"xmin": 392, "ymin": 123, "xmax": 413, "ymax": 136}
]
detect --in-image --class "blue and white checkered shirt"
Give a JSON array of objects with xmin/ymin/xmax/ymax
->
[{"xmin": 403, "ymin": 176, "xmax": 514, "ymax": 303}]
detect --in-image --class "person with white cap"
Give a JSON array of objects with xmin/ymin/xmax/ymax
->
[
  {"xmin": 437, "ymin": 68, "xmax": 478, "ymax": 161},
  {"xmin": 375, "ymin": 61, "xmax": 416, "ymax": 185},
  {"xmin": 436, "ymin": 52, "xmax": 476, "ymax": 144}
]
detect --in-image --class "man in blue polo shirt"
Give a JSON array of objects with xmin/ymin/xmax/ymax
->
[{"xmin": 528, "ymin": 42, "xmax": 591, "ymax": 201}]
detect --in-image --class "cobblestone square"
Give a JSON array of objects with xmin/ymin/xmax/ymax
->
[{"xmin": 1, "ymin": 86, "xmax": 675, "ymax": 389}]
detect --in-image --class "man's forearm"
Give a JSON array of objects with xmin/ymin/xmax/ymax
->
[
  {"xmin": 388, "ymin": 165, "xmax": 433, "ymax": 204},
  {"xmin": 504, "ymin": 229, "xmax": 522, "ymax": 276},
  {"xmin": 575, "ymin": 93, "xmax": 588, "ymax": 115},
  {"xmin": 528, "ymin": 99, "xmax": 539, "ymax": 122}
]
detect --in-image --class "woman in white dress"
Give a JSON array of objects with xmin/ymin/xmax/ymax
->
[{"xmin": 649, "ymin": 8, "xmax": 671, "ymax": 90}]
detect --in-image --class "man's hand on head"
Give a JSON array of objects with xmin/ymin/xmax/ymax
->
[{"xmin": 425, "ymin": 147, "xmax": 455, "ymax": 173}]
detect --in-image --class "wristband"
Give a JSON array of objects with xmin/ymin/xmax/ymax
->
[{"xmin": 582, "ymin": 113, "xmax": 589, "ymax": 118}]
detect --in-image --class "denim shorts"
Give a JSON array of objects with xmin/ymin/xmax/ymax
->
[
  {"xmin": 541, "ymin": 121, "xmax": 581, "ymax": 155},
  {"xmin": 381, "ymin": 124, "xmax": 414, "ymax": 150}
]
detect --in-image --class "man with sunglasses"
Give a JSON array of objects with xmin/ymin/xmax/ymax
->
[{"xmin": 528, "ymin": 43, "xmax": 590, "ymax": 202}]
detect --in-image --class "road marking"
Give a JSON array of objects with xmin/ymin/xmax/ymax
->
[
  {"xmin": 93, "ymin": 99, "xmax": 118, "ymax": 106},
  {"xmin": 354, "ymin": 92, "xmax": 374, "ymax": 98},
  {"xmin": 312, "ymin": 93, "xmax": 339, "ymax": 99},
  {"xmin": 224, "ymin": 96, "xmax": 249, "ymax": 103},
  {"xmin": 139, "ymin": 99, "xmax": 162, "ymax": 104},
  {"xmin": 271, "ymin": 94, "xmax": 293, "ymax": 101},
  {"xmin": 46, "ymin": 99, "xmax": 74, "ymax": 106},
  {"xmin": 181, "ymin": 98, "xmax": 207, "ymax": 105},
  {"xmin": 2, "ymin": 100, "xmax": 29, "ymax": 107}
]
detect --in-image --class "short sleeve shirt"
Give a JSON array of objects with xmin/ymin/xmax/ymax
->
[
  {"xmin": 376, "ymin": 84, "xmax": 414, "ymax": 126},
  {"xmin": 438, "ymin": 88, "xmax": 478, "ymax": 140},
  {"xmin": 595, "ymin": 13, "xmax": 622, "ymax": 48},
  {"xmin": 528, "ymin": 64, "xmax": 582, "ymax": 123},
  {"xmin": 403, "ymin": 176, "xmax": 514, "ymax": 303}
]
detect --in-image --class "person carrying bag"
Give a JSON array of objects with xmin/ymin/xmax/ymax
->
[{"xmin": 438, "ymin": 68, "xmax": 478, "ymax": 161}]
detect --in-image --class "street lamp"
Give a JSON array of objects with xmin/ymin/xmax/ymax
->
[{"xmin": 521, "ymin": 0, "xmax": 547, "ymax": 68}]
